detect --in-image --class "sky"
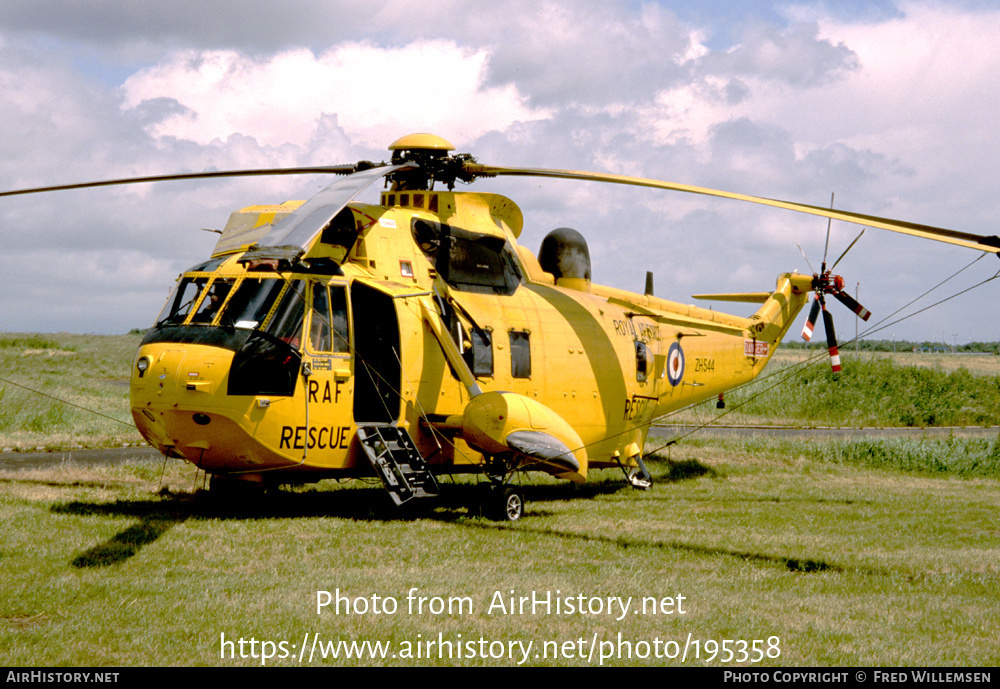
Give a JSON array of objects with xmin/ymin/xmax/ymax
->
[{"xmin": 2, "ymin": 0, "xmax": 999, "ymax": 344}]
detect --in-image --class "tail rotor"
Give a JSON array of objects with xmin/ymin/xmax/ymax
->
[{"xmin": 799, "ymin": 196, "xmax": 872, "ymax": 374}]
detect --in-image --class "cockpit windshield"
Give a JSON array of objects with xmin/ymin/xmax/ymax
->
[
  {"xmin": 155, "ymin": 275, "xmax": 306, "ymax": 347},
  {"xmin": 155, "ymin": 277, "xmax": 208, "ymax": 325},
  {"xmin": 218, "ymin": 277, "xmax": 285, "ymax": 329}
]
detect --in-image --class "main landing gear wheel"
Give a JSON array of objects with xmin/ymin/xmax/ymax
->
[
  {"xmin": 488, "ymin": 485, "xmax": 524, "ymax": 522},
  {"xmin": 208, "ymin": 474, "xmax": 266, "ymax": 506}
]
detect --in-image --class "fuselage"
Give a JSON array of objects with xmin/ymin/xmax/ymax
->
[{"xmin": 130, "ymin": 190, "xmax": 809, "ymax": 483}]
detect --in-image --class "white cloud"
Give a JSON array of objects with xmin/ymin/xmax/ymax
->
[
  {"xmin": 700, "ymin": 20, "xmax": 859, "ymax": 86},
  {"xmin": 2, "ymin": 1, "xmax": 1000, "ymax": 343},
  {"xmin": 120, "ymin": 41, "xmax": 550, "ymax": 150}
]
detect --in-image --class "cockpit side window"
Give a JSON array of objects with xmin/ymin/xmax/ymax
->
[
  {"xmin": 310, "ymin": 285, "xmax": 332, "ymax": 352},
  {"xmin": 329, "ymin": 286, "xmax": 350, "ymax": 353},
  {"xmin": 310, "ymin": 284, "xmax": 350, "ymax": 354}
]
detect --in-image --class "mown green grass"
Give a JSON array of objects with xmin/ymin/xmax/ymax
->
[
  {"xmin": 1, "ymin": 441, "xmax": 998, "ymax": 666},
  {"xmin": 0, "ymin": 333, "xmax": 143, "ymax": 450}
]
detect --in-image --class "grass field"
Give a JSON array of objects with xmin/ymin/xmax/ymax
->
[
  {"xmin": 2, "ymin": 437, "xmax": 999, "ymax": 666},
  {"xmin": 666, "ymin": 348, "xmax": 1000, "ymax": 429},
  {"xmin": 2, "ymin": 334, "xmax": 999, "ymax": 666},
  {"xmin": 0, "ymin": 333, "xmax": 142, "ymax": 451}
]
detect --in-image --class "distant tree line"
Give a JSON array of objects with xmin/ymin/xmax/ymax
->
[{"xmin": 781, "ymin": 339, "xmax": 1000, "ymax": 354}]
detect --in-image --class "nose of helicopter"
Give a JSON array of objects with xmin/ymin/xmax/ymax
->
[
  {"xmin": 130, "ymin": 339, "xmax": 359, "ymax": 474},
  {"xmin": 129, "ymin": 342, "xmax": 247, "ymax": 467}
]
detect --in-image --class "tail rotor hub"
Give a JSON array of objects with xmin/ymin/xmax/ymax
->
[{"xmin": 813, "ymin": 272, "xmax": 845, "ymax": 294}]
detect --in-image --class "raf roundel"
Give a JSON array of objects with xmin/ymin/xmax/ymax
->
[{"xmin": 667, "ymin": 342, "xmax": 685, "ymax": 387}]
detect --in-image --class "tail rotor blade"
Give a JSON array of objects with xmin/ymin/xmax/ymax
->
[
  {"xmin": 832, "ymin": 289, "xmax": 872, "ymax": 321},
  {"xmin": 821, "ymin": 192, "xmax": 834, "ymax": 268},
  {"xmin": 797, "ymin": 242, "xmax": 816, "ymax": 275},
  {"xmin": 802, "ymin": 296, "xmax": 821, "ymax": 341},
  {"xmin": 822, "ymin": 303, "xmax": 842, "ymax": 374},
  {"xmin": 829, "ymin": 228, "xmax": 865, "ymax": 271}
]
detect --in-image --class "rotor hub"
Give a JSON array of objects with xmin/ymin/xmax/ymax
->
[
  {"xmin": 388, "ymin": 133, "xmax": 455, "ymax": 154},
  {"xmin": 813, "ymin": 272, "xmax": 845, "ymax": 294},
  {"xmin": 386, "ymin": 133, "xmax": 476, "ymax": 190}
]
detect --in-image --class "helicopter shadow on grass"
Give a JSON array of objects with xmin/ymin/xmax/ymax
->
[
  {"xmin": 49, "ymin": 455, "xmax": 719, "ymax": 569},
  {"xmin": 426, "ymin": 455, "xmax": 817, "ymax": 580},
  {"xmin": 0, "ymin": 472, "xmax": 190, "ymax": 569},
  {"xmin": 459, "ymin": 464, "xmax": 864, "ymax": 575},
  {"xmin": 457, "ymin": 455, "xmax": 871, "ymax": 576},
  {"xmin": 51, "ymin": 497, "xmax": 191, "ymax": 569},
  {"xmin": 48, "ymin": 485, "xmax": 423, "ymax": 569},
  {"xmin": 460, "ymin": 517, "xmax": 856, "ymax": 574},
  {"xmin": 48, "ymin": 484, "xmax": 481, "ymax": 569}
]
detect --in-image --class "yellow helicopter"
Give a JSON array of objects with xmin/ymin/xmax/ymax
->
[{"xmin": 8, "ymin": 134, "xmax": 999, "ymax": 520}]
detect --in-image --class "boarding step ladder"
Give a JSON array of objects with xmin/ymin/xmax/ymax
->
[{"xmin": 356, "ymin": 425, "xmax": 440, "ymax": 506}]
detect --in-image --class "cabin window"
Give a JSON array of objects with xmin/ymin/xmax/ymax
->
[
  {"xmin": 465, "ymin": 328, "xmax": 494, "ymax": 378},
  {"xmin": 635, "ymin": 341, "xmax": 653, "ymax": 382},
  {"xmin": 411, "ymin": 218, "xmax": 521, "ymax": 295},
  {"xmin": 509, "ymin": 331, "xmax": 531, "ymax": 378},
  {"xmin": 310, "ymin": 283, "xmax": 350, "ymax": 354}
]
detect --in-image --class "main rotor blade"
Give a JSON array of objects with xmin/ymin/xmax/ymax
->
[
  {"xmin": 822, "ymin": 192, "xmax": 834, "ymax": 268},
  {"xmin": 797, "ymin": 242, "xmax": 816, "ymax": 275},
  {"xmin": 466, "ymin": 164, "xmax": 1000, "ymax": 254},
  {"xmin": 829, "ymin": 228, "xmax": 865, "ymax": 271},
  {"xmin": 239, "ymin": 164, "xmax": 410, "ymax": 259},
  {"xmin": 0, "ymin": 165, "xmax": 365, "ymax": 198}
]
